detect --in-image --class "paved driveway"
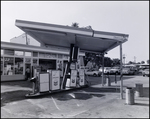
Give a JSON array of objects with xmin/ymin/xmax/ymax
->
[{"xmin": 1, "ymin": 75, "xmax": 149, "ymax": 118}]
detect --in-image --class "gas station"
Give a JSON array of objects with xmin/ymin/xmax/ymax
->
[{"xmin": 15, "ymin": 19, "xmax": 129, "ymax": 99}]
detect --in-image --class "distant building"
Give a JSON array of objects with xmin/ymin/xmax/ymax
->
[{"xmin": 10, "ymin": 33, "xmax": 40, "ymax": 46}]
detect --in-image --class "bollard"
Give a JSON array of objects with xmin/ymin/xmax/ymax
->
[
  {"xmin": 32, "ymin": 82, "xmax": 35, "ymax": 94},
  {"xmin": 106, "ymin": 77, "xmax": 111, "ymax": 86},
  {"xmin": 126, "ymin": 87, "xmax": 134, "ymax": 105},
  {"xmin": 135, "ymin": 83, "xmax": 143, "ymax": 97}
]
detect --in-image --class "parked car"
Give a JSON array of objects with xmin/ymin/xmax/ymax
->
[
  {"xmin": 138, "ymin": 68, "xmax": 147, "ymax": 74},
  {"xmin": 123, "ymin": 65, "xmax": 138, "ymax": 72},
  {"xmin": 99, "ymin": 67, "xmax": 111, "ymax": 74},
  {"xmin": 142, "ymin": 69, "xmax": 149, "ymax": 77},
  {"xmin": 85, "ymin": 69, "xmax": 101, "ymax": 77},
  {"xmin": 122, "ymin": 68, "xmax": 135, "ymax": 75},
  {"xmin": 109, "ymin": 67, "xmax": 120, "ymax": 74}
]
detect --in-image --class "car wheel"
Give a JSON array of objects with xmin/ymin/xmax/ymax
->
[
  {"xmin": 116, "ymin": 72, "xmax": 118, "ymax": 75},
  {"xmin": 143, "ymin": 74, "xmax": 145, "ymax": 77},
  {"xmin": 93, "ymin": 73, "xmax": 97, "ymax": 77}
]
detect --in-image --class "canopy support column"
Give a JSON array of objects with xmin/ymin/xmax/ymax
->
[
  {"xmin": 102, "ymin": 53, "xmax": 104, "ymax": 86},
  {"xmin": 120, "ymin": 43, "xmax": 123, "ymax": 99}
]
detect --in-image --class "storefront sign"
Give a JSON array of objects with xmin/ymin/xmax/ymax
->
[
  {"xmin": 25, "ymin": 58, "xmax": 31, "ymax": 63},
  {"xmin": 4, "ymin": 57, "xmax": 14, "ymax": 62}
]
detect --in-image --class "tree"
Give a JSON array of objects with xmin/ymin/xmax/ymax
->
[
  {"xmin": 71, "ymin": 22, "xmax": 79, "ymax": 28},
  {"xmin": 84, "ymin": 52, "xmax": 113, "ymax": 69},
  {"xmin": 84, "ymin": 25, "xmax": 93, "ymax": 30},
  {"xmin": 128, "ymin": 61, "xmax": 133, "ymax": 64},
  {"xmin": 146, "ymin": 60, "xmax": 149, "ymax": 64},
  {"xmin": 141, "ymin": 61, "xmax": 145, "ymax": 64},
  {"xmin": 112, "ymin": 58, "xmax": 120, "ymax": 67}
]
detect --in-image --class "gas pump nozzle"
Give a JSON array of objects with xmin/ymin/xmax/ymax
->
[{"xmin": 30, "ymin": 76, "xmax": 37, "ymax": 82}]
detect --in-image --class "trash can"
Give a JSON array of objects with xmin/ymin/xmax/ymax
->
[
  {"xmin": 135, "ymin": 83, "xmax": 143, "ymax": 97},
  {"xmin": 106, "ymin": 77, "xmax": 111, "ymax": 86},
  {"xmin": 126, "ymin": 87, "xmax": 134, "ymax": 105}
]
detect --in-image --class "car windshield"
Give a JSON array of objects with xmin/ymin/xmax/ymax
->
[
  {"xmin": 100, "ymin": 67, "xmax": 110, "ymax": 69},
  {"xmin": 145, "ymin": 69, "xmax": 149, "ymax": 71},
  {"xmin": 123, "ymin": 68, "xmax": 130, "ymax": 70},
  {"xmin": 112, "ymin": 67, "xmax": 119, "ymax": 69},
  {"xmin": 106, "ymin": 67, "xmax": 111, "ymax": 69}
]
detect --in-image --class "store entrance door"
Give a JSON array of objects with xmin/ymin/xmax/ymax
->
[{"xmin": 25, "ymin": 63, "xmax": 31, "ymax": 78}]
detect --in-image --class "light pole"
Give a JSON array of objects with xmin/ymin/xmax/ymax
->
[{"xmin": 123, "ymin": 54, "xmax": 126, "ymax": 65}]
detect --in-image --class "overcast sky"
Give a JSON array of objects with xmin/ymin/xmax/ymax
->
[{"xmin": 1, "ymin": 1, "xmax": 149, "ymax": 63}]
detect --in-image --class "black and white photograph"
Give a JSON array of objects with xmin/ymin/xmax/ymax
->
[{"xmin": 1, "ymin": 1, "xmax": 149, "ymax": 118}]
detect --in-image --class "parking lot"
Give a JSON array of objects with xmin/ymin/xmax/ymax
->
[{"xmin": 1, "ymin": 74, "xmax": 149, "ymax": 118}]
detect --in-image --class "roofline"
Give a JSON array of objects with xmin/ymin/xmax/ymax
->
[
  {"xmin": 1, "ymin": 41, "xmax": 85, "ymax": 56},
  {"xmin": 15, "ymin": 19, "xmax": 93, "ymax": 36},
  {"xmin": 15, "ymin": 19, "xmax": 129, "ymax": 42}
]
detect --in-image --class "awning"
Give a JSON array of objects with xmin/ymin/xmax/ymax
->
[{"xmin": 15, "ymin": 19, "xmax": 129, "ymax": 54}]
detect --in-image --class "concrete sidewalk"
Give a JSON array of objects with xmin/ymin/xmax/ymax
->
[
  {"xmin": 1, "ymin": 75, "xmax": 149, "ymax": 118},
  {"xmin": 74, "ymin": 75, "xmax": 149, "ymax": 118}
]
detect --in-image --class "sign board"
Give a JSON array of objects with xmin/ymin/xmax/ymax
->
[
  {"xmin": 50, "ymin": 70, "xmax": 60, "ymax": 90},
  {"xmin": 70, "ymin": 70, "xmax": 77, "ymax": 87}
]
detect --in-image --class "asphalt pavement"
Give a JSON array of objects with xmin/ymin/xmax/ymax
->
[{"xmin": 1, "ymin": 75, "xmax": 149, "ymax": 118}]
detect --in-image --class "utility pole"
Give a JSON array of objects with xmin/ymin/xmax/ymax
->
[
  {"xmin": 120, "ymin": 44, "xmax": 123, "ymax": 99},
  {"xmin": 123, "ymin": 54, "xmax": 126, "ymax": 65},
  {"xmin": 25, "ymin": 33, "xmax": 28, "ymax": 45}
]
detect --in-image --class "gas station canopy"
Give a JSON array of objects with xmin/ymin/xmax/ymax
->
[{"xmin": 15, "ymin": 20, "xmax": 129, "ymax": 54}]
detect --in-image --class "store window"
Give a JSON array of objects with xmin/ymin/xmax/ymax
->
[
  {"xmin": 4, "ymin": 49, "xmax": 14, "ymax": 55},
  {"xmin": 1, "ymin": 49, "xmax": 4, "ymax": 55},
  {"xmin": 15, "ymin": 58, "xmax": 23, "ymax": 74},
  {"xmin": 15, "ymin": 51, "xmax": 24, "ymax": 56},
  {"xmin": 39, "ymin": 59, "xmax": 56, "ymax": 72},
  {"xmin": 33, "ymin": 59, "xmax": 38, "ymax": 65},
  {"xmin": 1, "ymin": 57, "xmax": 3, "ymax": 75},
  {"xmin": 25, "ymin": 52, "xmax": 32, "ymax": 57},
  {"xmin": 39, "ymin": 52, "xmax": 45, "ymax": 57},
  {"xmin": 33, "ymin": 52, "xmax": 38, "ymax": 57},
  {"xmin": 4, "ymin": 57, "xmax": 14, "ymax": 75},
  {"xmin": 51, "ymin": 53, "xmax": 57, "ymax": 58},
  {"xmin": 58, "ymin": 54, "xmax": 63, "ymax": 58},
  {"xmin": 63, "ymin": 55, "xmax": 69, "ymax": 59},
  {"xmin": 45, "ymin": 53, "xmax": 51, "ymax": 58},
  {"xmin": 25, "ymin": 58, "xmax": 31, "ymax": 63}
]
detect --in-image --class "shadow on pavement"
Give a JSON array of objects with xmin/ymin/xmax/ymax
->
[
  {"xmin": 1, "ymin": 80, "xmax": 32, "ymax": 88},
  {"xmin": 134, "ymin": 103, "xmax": 149, "ymax": 107},
  {"xmin": 142, "ymin": 87, "xmax": 149, "ymax": 97},
  {"xmin": 87, "ymin": 75, "xmax": 135, "ymax": 86},
  {"xmin": 1, "ymin": 90, "xmax": 32, "ymax": 107},
  {"xmin": 82, "ymin": 87, "xmax": 120, "ymax": 93},
  {"xmin": 56, "ymin": 92, "xmax": 105, "ymax": 101}
]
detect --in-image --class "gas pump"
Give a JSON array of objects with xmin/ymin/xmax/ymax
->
[
  {"xmin": 61, "ymin": 44, "xmax": 86, "ymax": 89},
  {"xmin": 26, "ymin": 44, "xmax": 88, "ymax": 97}
]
